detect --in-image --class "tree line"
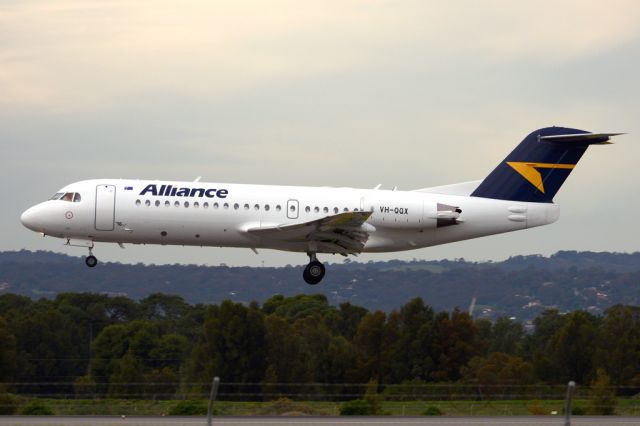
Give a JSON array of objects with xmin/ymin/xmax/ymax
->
[
  {"xmin": 0, "ymin": 292, "xmax": 639, "ymax": 400},
  {"xmin": 4, "ymin": 250, "xmax": 640, "ymax": 321}
]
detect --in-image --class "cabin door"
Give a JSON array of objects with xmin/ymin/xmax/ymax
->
[{"xmin": 95, "ymin": 185, "xmax": 116, "ymax": 231}]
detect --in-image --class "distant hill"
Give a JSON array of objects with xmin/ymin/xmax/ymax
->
[{"xmin": 1, "ymin": 250, "xmax": 639, "ymax": 322}]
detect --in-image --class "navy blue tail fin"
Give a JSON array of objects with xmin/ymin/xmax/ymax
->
[{"xmin": 470, "ymin": 127, "xmax": 620, "ymax": 203}]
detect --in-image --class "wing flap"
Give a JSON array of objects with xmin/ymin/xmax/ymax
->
[{"xmin": 247, "ymin": 211, "xmax": 373, "ymax": 254}]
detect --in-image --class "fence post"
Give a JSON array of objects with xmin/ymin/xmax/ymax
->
[
  {"xmin": 207, "ymin": 376, "xmax": 220, "ymax": 426},
  {"xmin": 564, "ymin": 381, "xmax": 576, "ymax": 426}
]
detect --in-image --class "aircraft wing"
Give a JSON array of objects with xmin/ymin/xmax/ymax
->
[{"xmin": 247, "ymin": 211, "xmax": 373, "ymax": 255}]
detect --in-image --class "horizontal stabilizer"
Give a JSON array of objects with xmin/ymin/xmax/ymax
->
[{"xmin": 539, "ymin": 132, "xmax": 624, "ymax": 145}]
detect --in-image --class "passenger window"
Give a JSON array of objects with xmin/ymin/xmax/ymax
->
[
  {"xmin": 234, "ymin": 203, "xmax": 239, "ymax": 210},
  {"xmin": 314, "ymin": 207, "xmax": 319, "ymax": 213},
  {"xmin": 73, "ymin": 193, "xmax": 82, "ymax": 202},
  {"xmin": 224, "ymin": 203, "xmax": 229, "ymax": 209},
  {"xmin": 333, "ymin": 207, "xmax": 338, "ymax": 213},
  {"xmin": 165, "ymin": 201, "xmax": 170, "ymax": 207},
  {"xmin": 155, "ymin": 200, "xmax": 160, "ymax": 207},
  {"xmin": 214, "ymin": 202, "xmax": 219, "ymax": 209},
  {"xmin": 174, "ymin": 201, "xmax": 180, "ymax": 207},
  {"xmin": 305, "ymin": 206, "xmax": 310, "ymax": 213},
  {"xmin": 343, "ymin": 207, "xmax": 348, "ymax": 212},
  {"xmin": 135, "ymin": 199, "xmax": 141, "ymax": 206},
  {"xmin": 203, "ymin": 202, "xmax": 209, "ymax": 208},
  {"xmin": 276, "ymin": 205, "xmax": 281, "ymax": 211},
  {"xmin": 194, "ymin": 202, "xmax": 199, "ymax": 208},
  {"xmin": 323, "ymin": 207, "xmax": 328, "ymax": 213},
  {"xmin": 254, "ymin": 204, "xmax": 259, "ymax": 210},
  {"xmin": 184, "ymin": 201, "xmax": 189, "ymax": 208},
  {"xmin": 244, "ymin": 204, "xmax": 249, "ymax": 210},
  {"xmin": 265, "ymin": 204, "xmax": 270, "ymax": 211},
  {"xmin": 145, "ymin": 200, "xmax": 151, "ymax": 207}
]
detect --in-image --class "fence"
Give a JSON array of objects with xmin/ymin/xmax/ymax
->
[{"xmin": 1, "ymin": 382, "xmax": 639, "ymax": 416}]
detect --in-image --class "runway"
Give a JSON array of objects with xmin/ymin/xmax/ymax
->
[{"xmin": 0, "ymin": 417, "xmax": 639, "ymax": 426}]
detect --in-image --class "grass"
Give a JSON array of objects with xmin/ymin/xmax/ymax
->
[{"xmin": 17, "ymin": 398, "xmax": 640, "ymax": 416}]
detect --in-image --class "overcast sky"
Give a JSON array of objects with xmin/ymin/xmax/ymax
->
[{"xmin": 2, "ymin": 0, "xmax": 639, "ymax": 267}]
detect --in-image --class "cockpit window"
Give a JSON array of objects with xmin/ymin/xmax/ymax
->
[{"xmin": 56, "ymin": 192, "xmax": 82, "ymax": 202}]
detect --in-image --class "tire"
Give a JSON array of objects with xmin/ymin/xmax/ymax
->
[
  {"xmin": 303, "ymin": 260, "xmax": 325, "ymax": 285},
  {"xmin": 85, "ymin": 255, "xmax": 98, "ymax": 268}
]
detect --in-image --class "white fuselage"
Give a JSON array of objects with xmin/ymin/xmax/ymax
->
[{"xmin": 21, "ymin": 179, "xmax": 560, "ymax": 254}]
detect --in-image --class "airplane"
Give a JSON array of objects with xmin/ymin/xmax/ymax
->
[{"xmin": 20, "ymin": 126, "xmax": 621, "ymax": 285}]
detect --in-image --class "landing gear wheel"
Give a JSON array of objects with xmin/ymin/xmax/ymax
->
[
  {"xmin": 303, "ymin": 260, "xmax": 325, "ymax": 285},
  {"xmin": 85, "ymin": 255, "xmax": 98, "ymax": 268}
]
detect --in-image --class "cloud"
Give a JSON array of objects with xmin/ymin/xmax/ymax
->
[
  {"xmin": 2, "ymin": 1, "xmax": 639, "ymax": 266},
  {"xmin": 2, "ymin": 1, "xmax": 640, "ymax": 112}
]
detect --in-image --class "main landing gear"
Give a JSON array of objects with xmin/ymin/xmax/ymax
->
[
  {"xmin": 85, "ymin": 247, "xmax": 98, "ymax": 268},
  {"xmin": 303, "ymin": 253, "xmax": 325, "ymax": 285}
]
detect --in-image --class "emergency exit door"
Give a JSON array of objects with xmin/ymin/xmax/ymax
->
[
  {"xmin": 287, "ymin": 199, "xmax": 299, "ymax": 219},
  {"xmin": 95, "ymin": 185, "xmax": 116, "ymax": 231}
]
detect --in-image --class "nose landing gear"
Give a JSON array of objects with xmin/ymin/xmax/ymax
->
[
  {"xmin": 85, "ymin": 247, "xmax": 98, "ymax": 268},
  {"xmin": 65, "ymin": 239, "xmax": 98, "ymax": 268},
  {"xmin": 303, "ymin": 253, "xmax": 325, "ymax": 285},
  {"xmin": 85, "ymin": 255, "xmax": 98, "ymax": 267}
]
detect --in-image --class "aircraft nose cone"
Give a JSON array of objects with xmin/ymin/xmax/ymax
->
[{"xmin": 20, "ymin": 207, "xmax": 39, "ymax": 231}]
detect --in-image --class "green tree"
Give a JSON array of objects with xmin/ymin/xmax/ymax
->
[
  {"xmin": 91, "ymin": 320, "xmax": 182, "ymax": 391},
  {"xmin": 462, "ymin": 352, "xmax": 534, "ymax": 398},
  {"xmin": 263, "ymin": 294, "xmax": 334, "ymax": 322},
  {"xmin": 90, "ymin": 322, "xmax": 131, "ymax": 383},
  {"xmin": 490, "ymin": 317, "xmax": 524, "ymax": 355},
  {"xmin": 540, "ymin": 311, "xmax": 598, "ymax": 384},
  {"xmin": 325, "ymin": 335, "xmax": 357, "ymax": 383},
  {"xmin": 594, "ymin": 305, "xmax": 640, "ymax": 385},
  {"xmin": 102, "ymin": 296, "xmax": 141, "ymax": 323},
  {"xmin": 430, "ymin": 308, "xmax": 477, "ymax": 381},
  {"xmin": 109, "ymin": 351, "xmax": 144, "ymax": 398},
  {"xmin": 128, "ymin": 322, "xmax": 162, "ymax": 362},
  {"xmin": 0, "ymin": 294, "xmax": 32, "ymax": 315},
  {"xmin": 353, "ymin": 311, "xmax": 387, "ymax": 382},
  {"xmin": 0, "ymin": 316, "xmax": 17, "ymax": 382},
  {"xmin": 144, "ymin": 367, "xmax": 179, "ymax": 400},
  {"xmin": 474, "ymin": 318, "xmax": 493, "ymax": 356},
  {"xmin": 393, "ymin": 298, "xmax": 435, "ymax": 381},
  {"xmin": 262, "ymin": 314, "xmax": 310, "ymax": 384},
  {"xmin": 529, "ymin": 309, "xmax": 568, "ymax": 381},
  {"xmin": 528, "ymin": 309, "xmax": 564, "ymax": 356},
  {"xmin": 336, "ymin": 302, "xmax": 368, "ymax": 340},
  {"xmin": 589, "ymin": 368, "xmax": 617, "ymax": 415},
  {"xmin": 9, "ymin": 303, "xmax": 81, "ymax": 386},
  {"xmin": 189, "ymin": 301, "xmax": 266, "ymax": 385},
  {"xmin": 149, "ymin": 333, "xmax": 188, "ymax": 370},
  {"xmin": 293, "ymin": 316, "xmax": 333, "ymax": 382},
  {"xmin": 363, "ymin": 378, "xmax": 383, "ymax": 414},
  {"xmin": 139, "ymin": 293, "xmax": 189, "ymax": 323}
]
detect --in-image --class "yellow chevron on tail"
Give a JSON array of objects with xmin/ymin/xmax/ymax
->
[{"xmin": 506, "ymin": 162, "xmax": 575, "ymax": 193}]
